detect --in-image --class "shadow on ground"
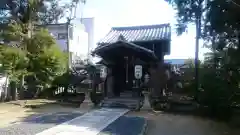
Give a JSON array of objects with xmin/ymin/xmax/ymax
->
[
  {"xmin": 0, "ymin": 100, "xmax": 91, "ymax": 135},
  {"xmin": 1, "ymin": 99, "xmax": 95, "ymax": 126},
  {"xmin": 14, "ymin": 112, "xmax": 83, "ymax": 125},
  {"xmin": 0, "ymin": 110, "xmax": 84, "ymax": 135}
]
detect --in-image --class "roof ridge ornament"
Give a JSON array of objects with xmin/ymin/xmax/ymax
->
[{"xmin": 118, "ymin": 34, "xmax": 126, "ymax": 41}]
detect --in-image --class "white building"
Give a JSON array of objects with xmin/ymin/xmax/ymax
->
[
  {"xmin": 45, "ymin": 23, "xmax": 88, "ymax": 67},
  {"xmin": 82, "ymin": 18, "xmax": 95, "ymax": 60},
  {"xmin": 55, "ymin": 17, "xmax": 111, "ymax": 64},
  {"xmin": 81, "ymin": 17, "xmax": 112, "ymax": 63}
]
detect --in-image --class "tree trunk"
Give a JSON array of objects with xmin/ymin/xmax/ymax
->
[
  {"xmin": 194, "ymin": 16, "xmax": 201, "ymax": 101},
  {"xmin": 2, "ymin": 76, "xmax": 9, "ymax": 101},
  {"xmin": 19, "ymin": 75, "xmax": 24, "ymax": 99},
  {"xmin": 149, "ymin": 64, "xmax": 168, "ymax": 97},
  {"xmin": 34, "ymin": 86, "xmax": 42, "ymax": 98},
  {"xmin": 66, "ymin": 21, "xmax": 71, "ymax": 69},
  {"xmin": 10, "ymin": 81, "xmax": 17, "ymax": 101}
]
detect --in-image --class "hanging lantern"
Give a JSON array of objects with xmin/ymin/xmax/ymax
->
[
  {"xmin": 100, "ymin": 65, "xmax": 107, "ymax": 79},
  {"xmin": 134, "ymin": 65, "xmax": 142, "ymax": 79}
]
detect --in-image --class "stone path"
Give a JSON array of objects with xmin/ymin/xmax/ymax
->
[
  {"xmin": 36, "ymin": 108, "xmax": 129, "ymax": 135},
  {"xmin": 99, "ymin": 116, "xmax": 147, "ymax": 135},
  {"xmin": 0, "ymin": 112, "xmax": 83, "ymax": 135}
]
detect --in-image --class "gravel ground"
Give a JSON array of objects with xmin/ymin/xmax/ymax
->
[
  {"xmin": 2, "ymin": 96, "xmax": 239, "ymax": 135},
  {"xmin": 127, "ymin": 110, "xmax": 240, "ymax": 135},
  {"xmin": 122, "ymin": 93, "xmax": 240, "ymax": 135},
  {"xmin": 0, "ymin": 112, "xmax": 83, "ymax": 135},
  {"xmin": 98, "ymin": 116, "xmax": 146, "ymax": 135}
]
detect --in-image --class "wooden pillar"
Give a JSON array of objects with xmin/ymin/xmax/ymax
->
[{"xmin": 106, "ymin": 67, "xmax": 114, "ymax": 97}]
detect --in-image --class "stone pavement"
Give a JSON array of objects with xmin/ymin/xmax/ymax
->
[
  {"xmin": 36, "ymin": 108, "xmax": 129, "ymax": 135},
  {"xmin": 0, "ymin": 112, "xmax": 84, "ymax": 135},
  {"xmin": 99, "ymin": 116, "xmax": 147, "ymax": 135}
]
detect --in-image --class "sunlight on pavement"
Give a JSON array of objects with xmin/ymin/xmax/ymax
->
[{"xmin": 36, "ymin": 108, "xmax": 129, "ymax": 135}]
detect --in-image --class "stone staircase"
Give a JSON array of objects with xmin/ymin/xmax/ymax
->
[{"xmin": 100, "ymin": 91, "xmax": 143, "ymax": 110}]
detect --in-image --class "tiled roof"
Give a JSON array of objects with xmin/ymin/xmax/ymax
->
[{"xmin": 98, "ymin": 23, "xmax": 171, "ymax": 45}]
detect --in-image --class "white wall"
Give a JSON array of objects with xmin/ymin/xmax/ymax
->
[
  {"xmin": 82, "ymin": 18, "xmax": 95, "ymax": 60},
  {"xmin": 81, "ymin": 17, "xmax": 112, "ymax": 63},
  {"xmin": 46, "ymin": 23, "xmax": 89, "ymax": 66},
  {"xmin": 69, "ymin": 24, "xmax": 89, "ymax": 63},
  {"xmin": 47, "ymin": 24, "xmax": 68, "ymax": 51}
]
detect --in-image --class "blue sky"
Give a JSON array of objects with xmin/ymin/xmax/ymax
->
[{"xmin": 76, "ymin": 0, "xmax": 209, "ymax": 60}]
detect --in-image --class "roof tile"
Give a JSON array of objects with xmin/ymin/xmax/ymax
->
[{"xmin": 98, "ymin": 23, "xmax": 171, "ymax": 45}]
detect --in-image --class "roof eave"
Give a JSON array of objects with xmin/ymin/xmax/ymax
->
[
  {"xmin": 133, "ymin": 39, "xmax": 171, "ymax": 44},
  {"xmin": 93, "ymin": 40, "xmax": 158, "ymax": 60},
  {"xmin": 97, "ymin": 38, "xmax": 171, "ymax": 46}
]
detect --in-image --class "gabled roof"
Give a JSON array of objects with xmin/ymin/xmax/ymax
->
[
  {"xmin": 98, "ymin": 23, "xmax": 171, "ymax": 45},
  {"xmin": 93, "ymin": 38, "xmax": 158, "ymax": 62}
]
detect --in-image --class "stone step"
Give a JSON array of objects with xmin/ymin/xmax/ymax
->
[
  {"xmin": 120, "ymin": 92, "xmax": 134, "ymax": 97},
  {"xmin": 36, "ymin": 108, "xmax": 129, "ymax": 135},
  {"xmin": 101, "ymin": 98, "xmax": 142, "ymax": 110},
  {"xmin": 103, "ymin": 99, "xmax": 139, "ymax": 102}
]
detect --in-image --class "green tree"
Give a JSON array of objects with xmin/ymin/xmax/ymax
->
[
  {"xmin": 0, "ymin": 23, "xmax": 68, "ymax": 99},
  {"xmin": 204, "ymin": 0, "xmax": 240, "ymax": 65},
  {"xmin": 0, "ymin": 0, "xmax": 87, "ymax": 25},
  {"xmin": 0, "ymin": 0, "xmax": 86, "ymax": 100},
  {"xmin": 203, "ymin": 0, "xmax": 240, "ymax": 116},
  {"xmin": 39, "ymin": 0, "xmax": 71, "ymax": 24},
  {"xmin": 165, "ymin": 0, "xmax": 208, "ymax": 96},
  {"xmin": 0, "ymin": 0, "xmax": 72, "ymax": 24},
  {"xmin": 0, "ymin": 22, "xmax": 29, "ymax": 100},
  {"xmin": 204, "ymin": 0, "xmax": 240, "ymax": 84},
  {"xmin": 0, "ymin": 45, "xmax": 28, "ymax": 100},
  {"xmin": 184, "ymin": 58, "xmax": 196, "ymax": 68},
  {"xmin": 26, "ymin": 28, "xmax": 68, "ymax": 97}
]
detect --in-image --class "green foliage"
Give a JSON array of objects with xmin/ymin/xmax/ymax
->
[
  {"xmin": 26, "ymin": 29, "xmax": 68, "ymax": 87},
  {"xmin": 184, "ymin": 58, "xmax": 202, "ymax": 68},
  {"xmin": 0, "ymin": 0, "xmax": 80, "ymax": 100},
  {"xmin": 166, "ymin": 0, "xmax": 205, "ymax": 104},
  {"xmin": 197, "ymin": 67, "xmax": 235, "ymax": 119},
  {"xmin": 184, "ymin": 49, "xmax": 240, "ymax": 119},
  {"xmin": 0, "ymin": 21, "xmax": 68, "ymax": 99},
  {"xmin": 165, "ymin": 0, "xmax": 205, "ymax": 35},
  {"xmin": 0, "ymin": 0, "xmax": 86, "ymax": 24},
  {"xmin": 26, "ymin": 28, "xmax": 57, "ymax": 53},
  {"xmin": 1, "ymin": 23, "xmax": 26, "ymax": 42},
  {"xmin": 38, "ymin": 0, "xmax": 70, "ymax": 24},
  {"xmin": 205, "ymin": 0, "xmax": 240, "ymax": 36},
  {"xmin": 0, "ymin": 46, "xmax": 28, "ymax": 82},
  {"xmin": 30, "ymin": 47, "xmax": 67, "ymax": 86},
  {"xmin": 165, "ymin": 0, "xmax": 240, "ymax": 120}
]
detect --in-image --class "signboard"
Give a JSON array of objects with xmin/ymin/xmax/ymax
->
[{"xmin": 134, "ymin": 65, "xmax": 142, "ymax": 79}]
